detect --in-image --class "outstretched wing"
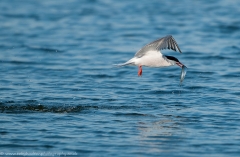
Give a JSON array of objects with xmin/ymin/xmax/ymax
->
[{"xmin": 134, "ymin": 35, "xmax": 182, "ymax": 58}]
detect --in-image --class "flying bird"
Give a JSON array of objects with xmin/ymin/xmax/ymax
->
[{"xmin": 115, "ymin": 35, "xmax": 187, "ymax": 83}]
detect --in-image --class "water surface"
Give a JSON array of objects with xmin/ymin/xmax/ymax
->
[{"xmin": 0, "ymin": 0, "xmax": 240, "ymax": 156}]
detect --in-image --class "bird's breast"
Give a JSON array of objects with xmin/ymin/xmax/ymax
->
[{"xmin": 135, "ymin": 51, "xmax": 172, "ymax": 67}]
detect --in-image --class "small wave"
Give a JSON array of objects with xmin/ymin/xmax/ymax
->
[
  {"xmin": 0, "ymin": 100, "xmax": 140, "ymax": 113},
  {"xmin": 2, "ymin": 13, "xmax": 39, "ymax": 20},
  {"xmin": 0, "ymin": 60, "xmax": 38, "ymax": 65},
  {"xmin": 114, "ymin": 112, "xmax": 156, "ymax": 117},
  {"xmin": 25, "ymin": 45, "xmax": 64, "ymax": 53},
  {"xmin": 218, "ymin": 23, "xmax": 240, "ymax": 33}
]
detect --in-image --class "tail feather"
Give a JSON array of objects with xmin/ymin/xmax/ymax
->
[{"xmin": 113, "ymin": 61, "xmax": 133, "ymax": 67}]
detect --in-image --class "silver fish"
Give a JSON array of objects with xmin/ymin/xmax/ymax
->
[{"xmin": 180, "ymin": 65, "xmax": 187, "ymax": 84}]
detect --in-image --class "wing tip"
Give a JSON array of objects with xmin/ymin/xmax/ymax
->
[{"xmin": 168, "ymin": 35, "xmax": 182, "ymax": 53}]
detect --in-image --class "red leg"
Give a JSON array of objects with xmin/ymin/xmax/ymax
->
[{"xmin": 138, "ymin": 66, "xmax": 142, "ymax": 76}]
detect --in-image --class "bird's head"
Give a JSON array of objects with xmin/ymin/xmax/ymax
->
[{"xmin": 165, "ymin": 55, "xmax": 184, "ymax": 68}]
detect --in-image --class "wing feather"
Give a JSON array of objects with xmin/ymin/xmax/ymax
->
[{"xmin": 134, "ymin": 35, "xmax": 182, "ymax": 58}]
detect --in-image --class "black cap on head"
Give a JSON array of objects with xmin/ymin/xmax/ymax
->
[{"xmin": 165, "ymin": 56, "xmax": 179, "ymax": 62}]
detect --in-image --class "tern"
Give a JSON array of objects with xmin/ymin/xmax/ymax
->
[{"xmin": 115, "ymin": 35, "xmax": 187, "ymax": 83}]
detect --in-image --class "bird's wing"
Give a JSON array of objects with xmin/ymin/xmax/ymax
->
[{"xmin": 134, "ymin": 35, "xmax": 182, "ymax": 58}]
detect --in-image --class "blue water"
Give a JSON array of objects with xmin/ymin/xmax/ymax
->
[{"xmin": 0, "ymin": 0, "xmax": 240, "ymax": 156}]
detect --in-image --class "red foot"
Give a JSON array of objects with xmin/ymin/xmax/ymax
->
[{"xmin": 138, "ymin": 66, "xmax": 142, "ymax": 76}]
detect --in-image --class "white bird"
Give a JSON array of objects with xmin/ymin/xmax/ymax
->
[{"xmin": 116, "ymin": 35, "xmax": 187, "ymax": 83}]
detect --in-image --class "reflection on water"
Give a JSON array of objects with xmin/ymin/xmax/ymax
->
[
  {"xmin": 137, "ymin": 116, "xmax": 186, "ymax": 155},
  {"xmin": 139, "ymin": 119, "xmax": 180, "ymax": 137}
]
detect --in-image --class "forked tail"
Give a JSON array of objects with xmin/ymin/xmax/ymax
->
[{"xmin": 113, "ymin": 61, "xmax": 133, "ymax": 67}]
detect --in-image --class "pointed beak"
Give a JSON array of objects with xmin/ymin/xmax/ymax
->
[{"xmin": 176, "ymin": 62, "xmax": 184, "ymax": 68}]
